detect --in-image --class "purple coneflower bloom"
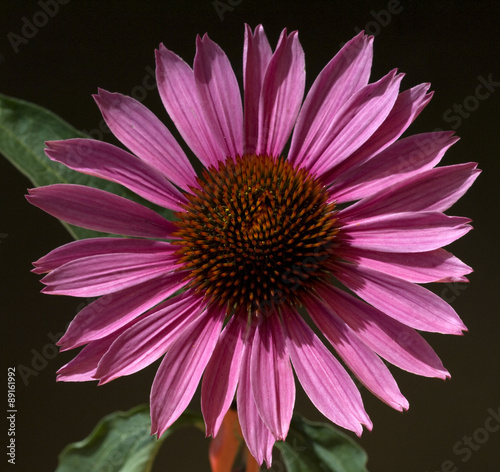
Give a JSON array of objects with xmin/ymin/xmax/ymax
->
[{"xmin": 28, "ymin": 25, "xmax": 479, "ymax": 466}]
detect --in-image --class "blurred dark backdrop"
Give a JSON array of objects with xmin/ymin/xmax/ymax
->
[{"xmin": 1, "ymin": 1, "xmax": 499, "ymax": 471}]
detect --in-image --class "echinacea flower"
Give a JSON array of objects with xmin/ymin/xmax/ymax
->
[{"xmin": 28, "ymin": 25, "xmax": 479, "ymax": 467}]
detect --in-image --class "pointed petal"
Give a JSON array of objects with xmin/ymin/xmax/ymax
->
[
  {"xmin": 341, "ymin": 211, "xmax": 472, "ymax": 253},
  {"xmin": 304, "ymin": 294, "xmax": 408, "ymax": 411},
  {"xmin": 45, "ymin": 139, "xmax": 187, "ymax": 211},
  {"xmin": 33, "ymin": 237, "xmax": 178, "ymax": 274},
  {"xmin": 27, "ymin": 184, "xmax": 177, "ymax": 238},
  {"xmin": 41, "ymin": 252, "xmax": 180, "ymax": 297},
  {"xmin": 150, "ymin": 303, "xmax": 225, "ymax": 437},
  {"xmin": 322, "ymin": 83, "xmax": 433, "ymax": 185},
  {"xmin": 329, "ymin": 131, "xmax": 458, "ymax": 203},
  {"xmin": 156, "ymin": 44, "xmax": 221, "ymax": 168},
  {"xmin": 56, "ymin": 344, "xmax": 104, "ymax": 382},
  {"xmin": 243, "ymin": 24, "xmax": 272, "ymax": 154},
  {"xmin": 58, "ymin": 272, "xmax": 188, "ymax": 350},
  {"xmin": 342, "ymin": 163, "xmax": 481, "ymax": 220},
  {"xmin": 237, "ymin": 325, "xmax": 275, "ymax": 468},
  {"xmin": 256, "ymin": 29, "xmax": 305, "ymax": 157},
  {"xmin": 56, "ymin": 322, "xmax": 131, "ymax": 382},
  {"xmin": 282, "ymin": 307, "xmax": 371, "ymax": 435},
  {"xmin": 316, "ymin": 283, "xmax": 450, "ymax": 378},
  {"xmin": 202, "ymin": 313, "xmax": 249, "ymax": 437},
  {"xmin": 251, "ymin": 314, "xmax": 295, "ymax": 440},
  {"xmin": 332, "ymin": 262, "xmax": 467, "ymax": 334},
  {"xmin": 303, "ymin": 71, "xmax": 403, "ymax": 176},
  {"xmin": 94, "ymin": 89, "xmax": 196, "ymax": 190},
  {"xmin": 194, "ymin": 34, "xmax": 243, "ymax": 159},
  {"xmin": 96, "ymin": 292, "xmax": 205, "ymax": 383},
  {"xmin": 289, "ymin": 32, "xmax": 373, "ymax": 164},
  {"xmin": 339, "ymin": 247, "xmax": 472, "ymax": 283}
]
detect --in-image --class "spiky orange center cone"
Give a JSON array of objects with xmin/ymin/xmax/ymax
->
[
  {"xmin": 209, "ymin": 409, "xmax": 260, "ymax": 472},
  {"xmin": 175, "ymin": 154, "xmax": 339, "ymax": 316}
]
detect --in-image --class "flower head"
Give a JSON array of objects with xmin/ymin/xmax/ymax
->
[{"xmin": 28, "ymin": 25, "xmax": 479, "ymax": 467}]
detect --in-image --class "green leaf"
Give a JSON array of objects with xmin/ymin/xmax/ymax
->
[
  {"xmin": 55, "ymin": 405, "xmax": 204, "ymax": 472},
  {"xmin": 274, "ymin": 415, "xmax": 369, "ymax": 472},
  {"xmin": 0, "ymin": 93, "xmax": 174, "ymax": 240}
]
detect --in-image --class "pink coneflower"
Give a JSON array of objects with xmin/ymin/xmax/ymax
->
[{"xmin": 28, "ymin": 25, "xmax": 479, "ymax": 466}]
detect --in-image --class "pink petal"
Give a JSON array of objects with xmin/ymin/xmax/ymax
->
[
  {"xmin": 289, "ymin": 32, "xmax": 373, "ymax": 165},
  {"xmin": 194, "ymin": 34, "xmax": 243, "ymax": 159},
  {"xmin": 96, "ymin": 292, "xmax": 205, "ymax": 383},
  {"xmin": 150, "ymin": 303, "xmax": 226, "ymax": 437},
  {"xmin": 329, "ymin": 131, "xmax": 458, "ymax": 203},
  {"xmin": 41, "ymin": 252, "xmax": 180, "ymax": 297},
  {"xmin": 332, "ymin": 262, "xmax": 467, "ymax": 334},
  {"xmin": 342, "ymin": 163, "xmax": 481, "ymax": 220},
  {"xmin": 316, "ymin": 283, "xmax": 449, "ymax": 378},
  {"xmin": 339, "ymin": 247, "xmax": 472, "ymax": 283},
  {"xmin": 341, "ymin": 211, "xmax": 472, "ymax": 253},
  {"xmin": 155, "ymin": 44, "xmax": 221, "ymax": 168},
  {"xmin": 57, "ymin": 345, "xmax": 105, "ymax": 382},
  {"xmin": 237, "ymin": 325, "xmax": 275, "ymax": 468},
  {"xmin": 33, "ymin": 237, "xmax": 177, "ymax": 274},
  {"xmin": 58, "ymin": 272, "xmax": 188, "ymax": 350},
  {"xmin": 251, "ymin": 314, "xmax": 295, "ymax": 440},
  {"xmin": 27, "ymin": 184, "xmax": 178, "ymax": 238},
  {"xmin": 94, "ymin": 89, "xmax": 197, "ymax": 190},
  {"xmin": 45, "ymin": 139, "xmax": 187, "ymax": 211},
  {"xmin": 56, "ymin": 322, "xmax": 131, "ymax": 382},
  {"xmin": 303, "ymin": 70, "xmax": 403, "ymax": 177},
  {"xmin": 202, "ymin": 313, "xmax": 249, "ymax": 437},
  {"xmin": 243, "ymin": 24, "xmax": 272, "ymax": 154},
  {"xmin": 304, "ymin": 294, "xmax": 408, "ymax": 411},
  {"xmin": 282, "ymin": 307, "xmax": 372, "ymax": 435},
  {"xmin": 322, "ymin": 83, "xmax": 433, "ymax": 185},
  {"xmin": 256, "ymin": 29, "xmax": 305, "ymax": 157}
]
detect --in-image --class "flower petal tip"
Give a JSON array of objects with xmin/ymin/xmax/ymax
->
[
  {"xmin": 151, "ymin": 422, "xmax": 167, "ymax": 440},
  {"xmin": 44, "ymin": 140, "xmax": 60, "ymax": 150},
  {"xmin": 454, "ymin": 319, "xmax": 468, "ymax": 335},
  {"xmin": 396, "ymin": 397, "xmax": 410, "ymax": 412},
  {"xmin": 351, "ymin": 417, "xmax": 373, "ymax": 437},
  {"xmin": 30, "ymin": 266, "xmax": 45, "ymax": 275},
  {"xmin": 54, "ymin": 335, "xmax": 64, "ymax": 347},
  {"xmin": 93, "ymin": 88, "xmax": 114, "ymax": 103},
  {"xmin": 363, "ymin": 416, "xmax": 374, "ymax": 433}
]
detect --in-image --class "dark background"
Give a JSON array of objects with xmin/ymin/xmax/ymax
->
[{"xmin": 1, "ymin": 1, "xmax": 499, "ymax": 471}]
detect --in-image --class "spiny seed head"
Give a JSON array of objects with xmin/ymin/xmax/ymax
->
[{"xmin": 174, "ymin": 154, "xmax": 338, "ymax": 315}]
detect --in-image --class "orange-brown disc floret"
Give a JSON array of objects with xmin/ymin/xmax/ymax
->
[{"xmin": 174, "ymin": 155, "xmax": 339, "ymax": 315}]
